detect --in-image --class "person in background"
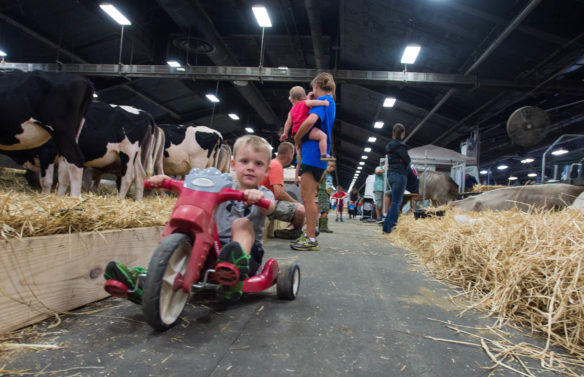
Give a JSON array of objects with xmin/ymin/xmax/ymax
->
[
  {"xmin": 348, "ymin": 187, "xmax": 360, "ymax": 219},
  {"xmin": 259, "ymin": 141, "xmax": 306, "ymax": 239},
  {"xmin": 382, "ymin": 123, "xmax": 410, "ymax": 234},
  {"xmin": 280, "ymin": 85, "xmax": 335, "ymax": 184},
  {"xmin": 373, "ymin": 164, "xmax": 385, "ymax": 223},
  {"xmin": 317, "ymin": 161, "xmax": 335, "ymax": 233},
  {"xmin": 465, "ymin": 173, "xmax": 478, "ymax": 191},
  {"xmin": 332, "ymin": 187, "xmax": 348, "ymax": 222},
  {"xmin": 290, "ymin": 72, "xmax": 336, "ymax": 251}
]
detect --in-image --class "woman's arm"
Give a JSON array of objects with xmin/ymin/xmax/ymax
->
[
  {"xmin": 294, "ymin": 113, "xmax": 319, "ymax": 144},
  {"xmin": 280, "ymin": 112, "xmax": 293, "ymax": 142},
  {"xmin": 305, "ymin": 99, "xmax": 329, "ymax": 108}
]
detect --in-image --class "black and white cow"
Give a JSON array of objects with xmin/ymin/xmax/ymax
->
[
  {"xmin": 0, "ymin": 71, "xmax": 93, "ymax": 197},
  {"xmin": 159, "ymin": 124, "xmax": 229, "ymax": 175},
  {"xmin": 58, "ymin": 102, "xmax": 163, "ymax": 200}
]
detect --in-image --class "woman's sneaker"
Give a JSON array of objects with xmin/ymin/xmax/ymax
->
[{"xmin": 216, "ymin": 242, "xmax": 250, "ymax": 302}]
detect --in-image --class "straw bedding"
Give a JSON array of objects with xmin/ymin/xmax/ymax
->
[
  {"xmin": 471, "ymin": 184, "xmax": 506, "ymax": 193},
  {"xmin": 0, "ymin": 186, "xmax": 174, "ymax": 239},
  {"xmin": 387, "ymin": 208, "xmax": 584, "ymax": 359}
]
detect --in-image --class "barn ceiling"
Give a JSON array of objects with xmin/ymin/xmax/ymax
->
[{"xmin": 1, "ymin": 0, "xmax": 583, "ymax": 189}]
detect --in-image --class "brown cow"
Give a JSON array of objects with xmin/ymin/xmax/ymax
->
[
  {"xmin": 450, "ymin": 183, "xmax": 584, "ymax": 211},
  {"xmin": 418, "ymin": 170, "xmax": 459, "ymax": 206}
]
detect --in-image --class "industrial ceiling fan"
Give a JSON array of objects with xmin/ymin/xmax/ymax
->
[{"xmin": 506, "ymin": 106, "xmax": 550, "ymax": 147}]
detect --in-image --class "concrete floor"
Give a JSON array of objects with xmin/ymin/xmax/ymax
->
[{"xmin": 1, "ymin": 218, "xmax": 567, "ymax": 376}]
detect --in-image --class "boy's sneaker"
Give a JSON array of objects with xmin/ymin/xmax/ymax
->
[
  {"xmin": 340, "ymin": 217, "xmax": 343, "ymax": 222},
  {"xmin": 290, "ymin": 233, "xmax": 319, "ymax": 251},
  {"xmin": 104, "ymin": 261, "xmax": 146, "ymax": 305},
  {"xmin": 216, "ymin": 242, "xmax": 250, "ymax": 302},
  {"xmin": 216, "ymin": 281, "xmax": 244, "ymax": 303}
]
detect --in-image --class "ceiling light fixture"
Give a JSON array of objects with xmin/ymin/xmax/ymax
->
[
  {"xmin": 93, "ymin": 93, "xmax": 98, "ymax": 98},
  {"xmin": 551, "ymin": 149, "xmax": 569, "ymax": 156},
  {"xmin": 520, "ymin": 158, "xmax": 535, "ymax": 163},
  {"xmin": 368, "ymin": 137, "xmax": 377, "ymax": 142},
  {"xmin": 176, "ymin": 67, "xmax": 185, "ymax": 71},
  {"xmin": 252, "ymin": 6, "xmax": 272, "ymax": 27},
  {"xmin": 206, "ymin": 94, "xmax": 220, "ymax": 103},
  {"xmin": 480, "ymin": 170, "xmax": 488, "ymax": 175},
  {"xmin": 228, "ymin": 113, "xmax": 240, "ymax": 120},
  {"xmin": 401, "ymin": 44, "xmax": 421, "ymax": 64},
  {"xmin": 359, "ymin": 162, "xmax": 365, "ymax": 166},
  {"xmin": 99, "ymin": 3, "xmax": 131, "ymax": 25},
  {"xmin": 245, "ymin": 127, "xmax": 254, "ymax": 133},
  {"xmin": 508, "ymin": 176, "xmax": 518, "ymax": 181},
  {"xmin": 167, "ymin": 60, "xmax": 181, "ymax": 68},
  {"xmin": 364, "ymin": 147, "xmax": 371, "ymax": 152},
  {"xmin": 383, "ymin": 97, "xmax": 396, "ymax": 107},
  {"xmin": 373, "ymin": 121, "xmax": 384, "ymax": 129},
  {"xmin": 361, "ymin": 155, "xmax": 367, "ymax": 160},
  {"xmin": 527, "ymin": 173, "xmax": 537, "ymax": 177},
  {"xmin": 0, "ymin": 50, "xmax": 6, "ymax": 57},
  {"xmin": 497, "ymin": 165, "xmax": 508, "ymax": 170}
]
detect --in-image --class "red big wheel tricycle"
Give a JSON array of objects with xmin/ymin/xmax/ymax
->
[{"xmin": 106, "ymin": 168, "xmax": 300, "ymax": 331}]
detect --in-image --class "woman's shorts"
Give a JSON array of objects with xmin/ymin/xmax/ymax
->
[{"xmin": 298, "ymin": 164, "xmax": 324, "ymax": 182}]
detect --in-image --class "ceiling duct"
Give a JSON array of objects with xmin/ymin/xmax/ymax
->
[{"xmin": 156, "ymin": 0, "xmax": 280, "ymax": 126}]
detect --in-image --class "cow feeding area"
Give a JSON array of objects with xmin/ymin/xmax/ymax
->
[
  {"xmin": 0, "ymin": 187, "xmax": 174, "ymax": 239},
  {"xmin": 387, "ymin": 208, "xmax": 584, "ymax": 373}
]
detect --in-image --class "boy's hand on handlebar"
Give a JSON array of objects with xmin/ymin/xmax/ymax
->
[
  {"xmin": 147, "ymin": 174, "xmax": 171, "ymax": 188},
  {"xmin": 242, "ymin": 189, "xmax": 264, "ymax": 206}
]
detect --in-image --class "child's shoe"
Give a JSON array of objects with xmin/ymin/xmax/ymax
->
[
  {"xmin": 216, "ymin": 242, "xmax": 250, "ymax": 303},
  {"xmin": 104, "ymin": 261, "xmax": 146, "ymax": 305},
  {"xmin": 340, "ymin": 217, "xmax": 344, "ymax": 222},
  {"xmin": 320, "ymin": 154, "xmax": 336, "ymax": 161}
]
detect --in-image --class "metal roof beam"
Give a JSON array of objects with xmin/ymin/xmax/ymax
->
[{"xmin": 2, "ymin": 63, "xmax": 583, "ymax": 93}]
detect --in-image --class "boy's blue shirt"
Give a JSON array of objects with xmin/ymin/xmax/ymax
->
[{"xmin": 301, "ymin": 94, "xmax": 335, "ymax": 170}]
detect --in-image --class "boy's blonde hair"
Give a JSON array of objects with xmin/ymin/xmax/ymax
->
[
  {"xmin": 233, "ymin": 135, "xmax": 273, "ymax": 165},
  {"xmin": 289, "ymin": 86, "xmax": 307, "ymax": 101}
]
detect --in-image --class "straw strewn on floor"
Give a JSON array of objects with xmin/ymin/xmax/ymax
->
[
  {"xmin": 387, "ymin": 208, "xmax": 584, "ymax": 356},
  {"xmin": 471, "ymin": 184, "xmax": 506, "ymax": 193},
  {"xmin": 0, "ymin": 190, "xmax": 174, "ymax": 239}
]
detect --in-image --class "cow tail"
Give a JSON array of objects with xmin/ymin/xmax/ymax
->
[
  {"xmin": 140, "ymin": 124, "xmax": 155, "ymax": 176},
  {"xmin": 152, "ymin": 127, "xmax": 165, "ymax": 175}
]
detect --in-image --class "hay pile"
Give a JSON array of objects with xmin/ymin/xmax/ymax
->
[
  {"xmin": 471, "ymin": 184, "xmax": 506, "ymax": 193},
  {"xmin": 0, "ymin": 190, "xmax": 175, "ymax": 239},
  {"xmin": 387, "ymin": 208, "xmax": 584, "ymax": 358}
]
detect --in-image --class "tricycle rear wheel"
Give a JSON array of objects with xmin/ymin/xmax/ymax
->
[
  {"xmin": 142, "ymin": 233, "xmax": 192, "ymax": 331},
  {"xmin": 276, "ymin": 263, "xmax": 300, "ymax": 300}
]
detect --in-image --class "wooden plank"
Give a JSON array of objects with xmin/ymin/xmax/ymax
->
[{"xmin": 0, "ymin": 226, "xmax": 163, "ymax": 334}]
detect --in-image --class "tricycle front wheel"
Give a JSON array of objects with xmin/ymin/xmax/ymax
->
[
  {"xmin": 276, "ymin": 263, "xmax": 300, "ymax": 300},
  {"xmin": 142, "ymin": 233, "xmax": 192, "ymax": 331}
]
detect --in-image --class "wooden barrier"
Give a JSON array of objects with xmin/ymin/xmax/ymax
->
[{"xmin": 0, "ymin": 227, "xmax": 163, "ymax": 334}]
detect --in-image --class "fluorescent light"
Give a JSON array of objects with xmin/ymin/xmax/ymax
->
[
  {"xmin": 357, "ymin": 167, "xmax": 362, "ymax": 170},
  {"xmin": 0, "ymin": 50, "xmax": 6, "ymax": 57},
  {"xmin": 361, "ymin": 155, "xmax": 368, "ymax": 160},
  {"xmin": 368, "ymin": 137, "xmax": 377, "ymax": 142},
  {"xmin": 252, "ymin": 6, "xmax": 272, "ymax": 27},
  {"xmin": 520, "ymin": 158, "xmax": 535, "ymax": 163},
  {"xmin": 383, "ymin": 97, "xmax": 396, "ymax": 107},
  {"xmin": 527, "ymin": 173, "xmax": 537, "ymax": 177},
  {"xmin": 374, "ymin": 121, "xmax": 384, "ymax": 129},
  {"xmin": 359, "ymin": 162, "xmax": 365, "ymax": 166},
  {"xmin": 401, "ymin": 44, "xmax": 421, "ymax": 64},
  {"xmin": 278, "ymin": 66, "xmax": 288, "ymax": 70},
  {"xmin": 100, "ymin": 4, "xmax": 131, "ymax": 25},
  {"xmin": 245, "ymin": 127, "xmax": 254, "ymax": 133},
  {"xmin": 508, "ymin": 176, "xmax": 518, "ymax": 181},
  {"xmin": 228, "ymin": 113, "xmax": 240, "ymax": 120},
  {"xmin": 480, "ymin": 170, "xmax": 488, "ymax": 175},
  {"xmin": 206, "ymin": 94, "xmax": 220, "ymax": 103},
  {"xmin": 364, "ymin": 147, "xmax": 371, "ymax": 152},
  {"xmin": 167, "ymin": 60, "xmax": 181, "ymax": 68},
  {"xmin": 497, "ymin": 165, "xmax": 508, "ymax": 170},
  {"xmin": 551, "ymin": 149, "xmax": 569, "ymax": 156},
  {"xmin": 176, "ymin": 67, "xmax": 186, "ymax": 72}
]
